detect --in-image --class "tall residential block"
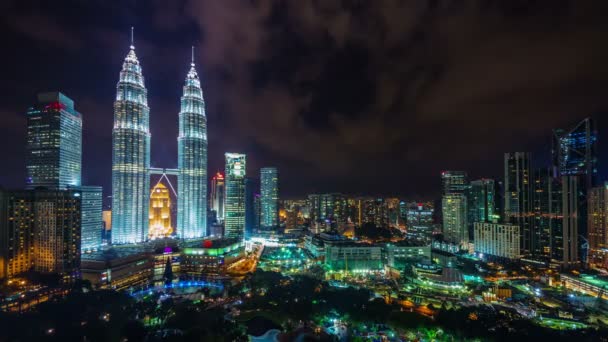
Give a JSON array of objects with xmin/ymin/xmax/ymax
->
[
  {"xmin": 111, "ymin": 41, "xmax": 151, "ymax": 244},
  {"xmin": 442, "ymin": 194, "xmax": 468, "ymax": 246},
  {"xmin": 224, "ymin": 153, "xmax": 246, "ymax": 240},
  {"xmin": 260, "ymin": 167, "xmax": 279, "ymax": 231},
  {"xmin": 0, "ymin": 189, "xmax": 81, "ymax": 280},
  {"xmin": 177, "ymin": 53, "xmax": 207, "ymax": 239},
  {"xmin": 26, "ymin": 92, "xmax": 82, "ymax": 189}
]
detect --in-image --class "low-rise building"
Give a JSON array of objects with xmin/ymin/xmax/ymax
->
[
  {"xmin": 81, "ymin": 247, "xmax": 153, "ymax": 291},
  {"xmin": 325, "ymin": 243, "xmax": 383, "ymax": 273},
  {"xmin": 384, "ymin": 241, "xmax": 431, "ymax": 268},
  {"xmin": 561, "ymin": 273, "xmax": 608, "ymax": 300},
  {"xmin": 181, "ymin": 239, "xmax": 245, "ymax": 277}
]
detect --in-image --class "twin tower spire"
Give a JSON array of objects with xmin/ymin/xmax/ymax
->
[{"xmin": 111, "ymin": 28, "xmax": 208, "ymax": 244}]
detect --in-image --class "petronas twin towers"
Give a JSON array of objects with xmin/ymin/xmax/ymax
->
[{"xmin": 111, "ymin": 38, "xmax": 207, "ymax": 244}]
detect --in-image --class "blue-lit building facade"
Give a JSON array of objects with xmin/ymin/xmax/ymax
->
[
  {"xmin": 224, "ymin": 153, "xmax": 246, "ymax": 239},
  {"xmin": 79, "ymin": 186, "xmax": 103, "ymax": 253},
  {"xmin": 26, "ymin": 92, "xmax": 82, "ymax": 189},
  {"xmin": 553, "ymin": 118, "xmax": 598, "ymax": 264},
  {"xmin": 260, "ymin": 167, "xmax": 279, "ymax": 232},
  {"xmin": 177, "ymin": 56, "xmax": 208, "ymax": 239},
  {"xmin": 111, "ymin": 44, "xmax": 151, "ymax": 244}
]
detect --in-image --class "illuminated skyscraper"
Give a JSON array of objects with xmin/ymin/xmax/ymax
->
[
  {"xmin": 224, "ymin": 153, "xmax": 246, "ymax": 239},
  {"xmin": 177, "ymin": 48, "xmax": 207, "ymax": 239},
  {"xmin": 111, "ymin": 34, "xmax": 151, "ymax": 244},
  {"xmin": 468, "ymin": 179, "xmax": 496, "ymax": 224},
  {"xmin": 26, "ymin": 92, "xmax": 81, "ymax": 189},
  {"xmin": 210, "ymin": 172, "xmax": 225, "ymax": 222},
  {"xmin": 406, "ymin": 202, "xmax": 434, "ymax": 243},
  {"xmin": 441, "ymin": 171, "xmax": 468, "ymax": 195},
  {"xmin": 0, "ymin": 189, "xmax": 81, "ymax": 280},
  {"xmin": 442, "ymin": 194, "xmax": 468, "ymax": 246},
  {"xmin": 245, "ymin": 177, "xmax": 257, "ymax": 237},
  {"xmin": 588, "ymin": 183, "xmax": 608, "ymax": 269},
  {"xmin": 260, "ymin": 167, "xmax": 279, "ymax": 231},
  {"xmin": 553, "ymin": 118, "xmax": 598, "ymax": 263},
  {"xmin": 149, "ymin": 182, "xmax": 173, "ymax": 239},
  {"xmin": 532, "ymin": 168, "xmax": 562, "ymax": 257},
  {"xmin": 504, "ymin": 152, "xmax": 532, "ymax": 254},
  {"xmin": 553, "ymin": 118, "xmax": 598, "ymax": 189},
  {"xmin": 79, "ymin": 186, "xmax": 103, "ymax": 253},
  {"xmin": 562, "ymin": 176, "xmax": 581, "ymax": 267}
]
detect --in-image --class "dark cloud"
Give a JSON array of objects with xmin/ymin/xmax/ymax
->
[{"xmin": 1, "ymin": 0, "xmax": 608, "ymax": 199}]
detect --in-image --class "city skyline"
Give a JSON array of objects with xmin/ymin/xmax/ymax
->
[{"xmin": 2, "ymin": 2, "xmax": 608, "ymax": 199}]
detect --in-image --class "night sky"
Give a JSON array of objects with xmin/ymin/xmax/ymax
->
[{"xmin": 2, "ymin": 0, "xmax": 608, "ymax": 200}]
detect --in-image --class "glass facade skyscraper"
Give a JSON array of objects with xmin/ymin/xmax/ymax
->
[
  {"xmin": 260, "ymin": 167, "xmax": 279, "ymax": 231},
  {"xmin": 441, "ymin": 171, "xmax": 468, "ymax": 195},
  {"xmin": 111, "ymin": 43, "xmax": 151, "ymax": 244},
  {"xmin": 177, "ymin": 55, "xmax": 207, "ymax": 239},
  {"xmin": 79, "ymin": 186, "xmax": 103, "ymax": 253},
  {"xmin": 553, "ymin": 117, "xmax": 598, "ymax": 189},
  {"xmin": 210, "ymin": 172, "xmax": 225, "ymax": 222},
  {"xmin": 504, "ymin": 152, "xmax": 532, "ymax": 255},
  {"xmin": 553, "ymin": 118, "xmax": 597, "ymax": 264},
  {"xmin": 26, "ymin": 92, "xmax": 82, "ymax": 189},
  {"xmin": 224, "ymin": 153, "xmax": 246, "ymax": 240}
]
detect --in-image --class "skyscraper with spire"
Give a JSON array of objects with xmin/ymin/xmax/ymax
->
[
  {"xmin": 111, "ymin": 29, "xmax": 151, "ymax": 244},
  {"xmin": 177, "ymin": 47, "xmax": 208, "ymax": 239}
]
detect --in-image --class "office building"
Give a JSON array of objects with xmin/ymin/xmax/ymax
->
[
  {"xmin": 474, "ymin": 222, "xmax": 521, "ymax": 260},
  {"xmin": 224, "ymin": 153, "xmax": 246, "ymax": 239},
  {"xmin": 79, "ymin": 186, "xmax": 103, "ymax": 253},
  {"xmin": 468, "ymin": 179, "xmax": 496, "ymax": 224},
  {"xmin": 111, "ymin": 40, "xmax": 151, "ymax": 244},
  {"xmin": 181, "ymin": 239, "xmax": 245, "ymax": 275},
  {"xmin": 325, "ymin": 243, "xmax": 384, "ymax": 272},
  {"xmin": 245, "ymin": 177, "xmax": 257, "ymax": 237},
  {"xmin": 588, "ymin": 183, "xmax": 608, "ymax": 269},
  {"xmin": 210, "ymin": 172, "xmax": 225, "ymax": 222},
  {"xmin": 441, "ymin": 171, "xmax": 468, "ymax": 195},
  {"xmin": 504, "ymin": 152, "xmax": 532, "ymax": 254},
  {"xmin": 149, "ymin": 182, "xmax": 173, "ymax": 239},
  {"xmin": 406, "ymin": 202, "xmax": 434, "ymax": 243},
  {"xmin": 26, "ymin": 92, "xmax": 82, "ymax": 189},
  {"xmin": 177, "ymin": 52, "xmax": 207, "ymax": 239},
  {"xmin": 532, "ymin": 168, "xmax": 562, "ymax": 257},
  {"xmin": 553, "ymin": 118, "xmax": 598, "ymax": 190},
  {"xmin": 260, "ymin": 167, "xmax": 279, "ymax": 231},
  {"xmin": 553, "ymin": 118, "xmax": 598, "ymax": 263},
  {"xmin": 81, "ymin": 248, "xmax": 153, "ymax": 291},
  {"xmin": 385, "ymin": 241, "xmax": 432, "ymax": 269},
  {"xmin": 442, "ymin": 194, "xmax": 468, "ymax": 246},
  {"xmin": 562, "ymin": 176, "xmax": 581, "ymax": 267}
]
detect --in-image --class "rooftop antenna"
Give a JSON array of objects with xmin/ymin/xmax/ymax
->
[
  {"xmin": 191, "ymin": 46, "xmax": 195, "ymax": 67},
  {"xmin": 130, "ymin": 26, "xmax": 135, "ymax": 49}
]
